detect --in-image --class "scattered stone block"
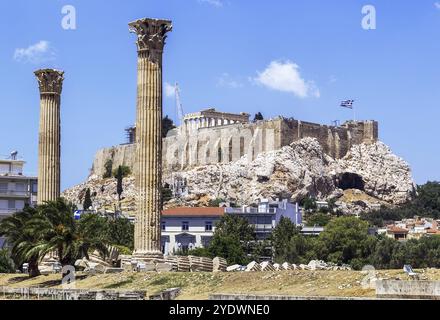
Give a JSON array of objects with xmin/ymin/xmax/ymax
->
[
  {"xmin": 282, "ymin": 262, "xmax": 292, "ymax": 270},
  {"xmin": 104, "ymin": 268, "xmax": 124, "ymax": 274},
  {"xmin": 245, "ymin": 261, "xmax": 261, "ymax": 272},
  {"xmin": 213, "ymin": 257, "xmax": 227, "ymax": 272},
  {"xmin": 260, "ymin": 261, "xmax": 275, "ymax": 271},
  {"xmin": 156, "ymin": 263, "xmax": 173, "ymax": 272},
  {"xmin": 226, "ymin": 264, "xmax": 241, "ymax": 272}
]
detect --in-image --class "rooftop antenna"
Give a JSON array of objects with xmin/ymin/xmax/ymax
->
[
  {"xmin": 10, "ymin": 151, "xmax": 18, "ymax": 160},
  {"xmin": 175, "ymin": 82, "xmax": 184, "ymax": 125},
  {"xmin": 331, "ymin": 120, "xmax": 340, "ymax": 127}
]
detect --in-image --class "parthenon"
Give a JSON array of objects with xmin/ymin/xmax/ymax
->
[{"xmin": 183, "ymin": 108, "xmax": 250, "ymax": 131}]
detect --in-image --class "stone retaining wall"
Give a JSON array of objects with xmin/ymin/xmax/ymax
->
[
  {"xmin": 376, "ymin": 280, "xmax": 440, "ymax": 300},
  {"xmin": 0, "ymin": 286, "xmax": 147, "ymax": 300}
]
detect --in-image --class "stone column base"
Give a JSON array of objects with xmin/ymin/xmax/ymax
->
[{"xmin": 132, "ymin": 252, "xmax": 165, "ymax": 264}]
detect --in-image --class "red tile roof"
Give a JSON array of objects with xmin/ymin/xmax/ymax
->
[
  {"xmin": 162, "ymin": 207, "xmax": 225, "ymax": 217},
  {"xmin": 387, "ymin": 226, "xmax": 409, "ymax": 234}
]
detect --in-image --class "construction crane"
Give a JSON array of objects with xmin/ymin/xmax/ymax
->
[{"xmin": 175, "ymin": 82, "xmax": 184, "ymax": 126}]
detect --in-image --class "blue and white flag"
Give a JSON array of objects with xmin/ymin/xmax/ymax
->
[{"xmin": 340, "ymin": 100, "xmax": 354, "ymax": 109}]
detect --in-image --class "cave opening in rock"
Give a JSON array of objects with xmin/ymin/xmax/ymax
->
[{"xmin": 337, "ymin": 172, "xmax": 365, "ymax": 191}]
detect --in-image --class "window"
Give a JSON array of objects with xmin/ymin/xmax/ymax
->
[
  {"xmin": 182, "ymin": 221, "xmax": 189, "ymax": 231},
  {"xmin": 205, "ymin": 222, "xmax": 213, "ymax": 232},
  {"xmin": 8, "ymin": 200, "xmax": 15, "ymax": 209},
  {"xmin": 0, "ymin": 183, "xmax": 7, "ymax": 193},
  {"xmin": 201, "ymin": 236, "xmax": 212, "ymax": 248},
  {"xmin": 161, "ymin": 222, "xmax": 166, "ymax": 231},
  {"xmin": 15, "ymin": 183, "xmax": 25, "ymax": 193}
]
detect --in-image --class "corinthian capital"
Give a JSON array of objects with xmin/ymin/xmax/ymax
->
[
  {"xmin": 129, "ymin": 18, "xmax": 172, "ymax": 56},
  {"xmin": 34, "ymin": 69, "xmax": 64, "ymax": 95}
]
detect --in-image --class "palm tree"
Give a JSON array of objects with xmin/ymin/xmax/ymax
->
[
  {"xmin": 27, "ymin": 199, "xmax": 109, "ymax": 266},
  {"xmin": 0, "ymin": 206, "xmax": 41, "ymax": 277}
]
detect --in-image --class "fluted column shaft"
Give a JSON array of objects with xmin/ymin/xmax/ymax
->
[
  {"xmin": 134, "ymin": 51, "xmax": 163, "ymax": 254},
  {"xmin": 35, "ymin": 69, "xmax": 64, "ymax": 205},
  {"xmin": 38, "ymin": 94, "xmax": 61, "ymax": 203},
  {"xmin": 129, "ymin": 18, "xmax": 172, "ymax": 258}
]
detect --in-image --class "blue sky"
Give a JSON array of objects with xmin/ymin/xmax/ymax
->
[{"xmin": 1, "ymin": 0, "xmax": 440, "ymax": 190}]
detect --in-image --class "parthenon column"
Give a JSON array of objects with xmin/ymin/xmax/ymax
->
[
  {"xmin": 34, "ymin": 69, "xmax": 64, "ymax": 205},
  {"xmin": 129, "ymin": 18, "xmax": 172, "ymax": 261}
]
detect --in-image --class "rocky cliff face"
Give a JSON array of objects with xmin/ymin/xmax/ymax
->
[{"xmin": 62, "ymin": 138, "xmax": 415, "ymax": 214}]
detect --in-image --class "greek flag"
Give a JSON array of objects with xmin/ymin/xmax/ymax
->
[{"xmin": 340, "ymin": 100, "xmax": 354, "ymax": 109}]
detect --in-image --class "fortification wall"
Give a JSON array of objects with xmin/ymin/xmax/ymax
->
[{"xmin": 90, "ymin": 118, "xmax": 378, "ymax": 178}]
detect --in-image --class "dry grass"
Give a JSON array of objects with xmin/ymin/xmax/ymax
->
[{"xmin": 2, "ymin": 268, "xmax": 440, "ymax": 300}]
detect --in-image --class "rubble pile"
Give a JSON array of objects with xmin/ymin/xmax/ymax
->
[
  {"xmin": 227, "ymin": 260, "xmax": 352, "ymax": 272},
  {"xmin": 120, "ymin": 256, "xmax": 227, "ymax": 273}
]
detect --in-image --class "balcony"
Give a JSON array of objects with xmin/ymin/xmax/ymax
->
[
  {"xmin": 225, "ymin": 207, "xmax": 277, "ymax": 214},
  {"xmin": 0, "ymin": 208, "xmax": 22, "ymax": 216},
  {"xmin": 0, "ymin": 190, "xmax": 30, "ymax": 197}
]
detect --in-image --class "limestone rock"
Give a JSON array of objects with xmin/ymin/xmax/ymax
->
[
  {"xmin": 62, "ymin": 138, "xmax": 415, "ymax": 215},
  {"xmin": 164, "ymin": 138, "xmax": 415, "ymax": 214}
]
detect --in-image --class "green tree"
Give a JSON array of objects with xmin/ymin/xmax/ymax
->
[
  {"xmin": 314, "ymin": 216, "xmax": 376, "ymax": 269},
  {"xmin": 208, "ymin": 198, "xmax": 225, "ymax": 207},
  {"xmin": 213, "ymin": 215, "xmax": 255, "ymax": 242},
  {"xmin": 107, "ymin": 218, "xmax": 134, "ymax": 250},
  {"xmin": 163, "ymin": 115, "xmax": 176, "ymax": 138},
  {"xmin": 112, "ymin": 165, "xmax": 131, "ymax": 178},
  {"xmin": 116, "ymin": 166, "xmax": 123, "ymax": 202},
  {"xmin": 207, "ymin": 215, "xmax": 256, "ymax": 265},
  {"xmin": 162, "ymin": 187, "xmax": 173, "ymax": 203},
  {"xmin": 208, "ymin": 236, "xmax": 248, "ymax": 265},
  {"xmin": 302, "ymin": 197, "xmax": 317, "ymax": 212},
  {"xmin": 271, "ymin": 217, "xmax": 314, "ymax": 264},
  {"xmin": 0, "ymin": 249, "xmax": 15, "ymax": 273},
  {"xmin": 83, "ymin": 188, "xmax": 92, "ymax": 211},
  {"xmin": 103, "ymin": 159, "xmax": 113, "ymax": 179},
  {"xmin": 253, "ymin": 112, "xmax": 264, "ymax": 122},
  {"xmin": 26, "ymin": 199, "xmax": 108, "ymax": 266},
  {"xmin": 0, "ymin": 206, "xmax": 41, "ymax": 277},
  {"xmin": 306, "ymin": 213, "xmax": 332, "ymax": 227}
]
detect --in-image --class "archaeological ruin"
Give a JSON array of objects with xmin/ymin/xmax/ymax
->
[
  {"xmin": 92, "ymin": 109, "xmax": 379, "ymax": 178},
  {"xmin": 35, "ymin": 69, "xmax": 64, "ymax": 204},
  {"xmin": 128, "ymin": 18, "xmax": 172, "ymax": 261}
]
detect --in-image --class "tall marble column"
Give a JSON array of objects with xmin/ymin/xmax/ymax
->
[
  {"xmin": 34, "ymin": 69, "xmax": 64, "ymax": 205},
  {"xmin": 129, "ymin": 18, "xmax": 172, "ymax": 260}
]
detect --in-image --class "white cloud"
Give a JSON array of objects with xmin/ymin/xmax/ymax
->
[
  {"xmin": 13, "ymin": 40, "xmax": 56, "ymax": 64},
  {"xmin": 328, "ymin": 75, "xmax": 338, "ymax": 84},
  {"xmin": 253, "ymin": 60, "xmax": 320, "ymax": 98},
  {"xmin": 435, "ymin": 2, "xmax": 440, "ymax": 9},
  {"xmin": 164, "ymin": 82, "xmax": 175, "ymax": 98},
  {"xmin": 198, "ymin": 0, "xmax": 223, "ymax": 7},
  {"xmin": 217, "ymin": 73, "xmax": 243, "ymax": 88}
]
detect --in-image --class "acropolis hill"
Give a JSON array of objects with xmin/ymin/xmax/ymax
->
[
  {"xmin": 63, "ymin": 108, "xmax": 414, "ymax": 215},
  {"xmin": 91, "ymin": 108, "xmax": 379, "ymax": 177}
]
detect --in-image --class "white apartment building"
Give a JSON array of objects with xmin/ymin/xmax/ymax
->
[
  {"xmin": 0, "ymin": 153, "xmax": 37, "ymax": 247},
  {"xmin": 160, "ymin": 199, "xmax": 302, "ymax": 255}
]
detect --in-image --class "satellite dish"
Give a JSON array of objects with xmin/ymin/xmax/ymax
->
[{"xmin": 10, "ymin": 151, "xmax": 18, "ymax": 160}]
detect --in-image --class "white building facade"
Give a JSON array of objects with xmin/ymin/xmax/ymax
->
[
  {"xmin": 0, "ymin": 154, "xmax": 37, "ymax": 247},
  {"xmin": 160, "ymin": 199, "xmax": 302, "ymax": 256}
]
